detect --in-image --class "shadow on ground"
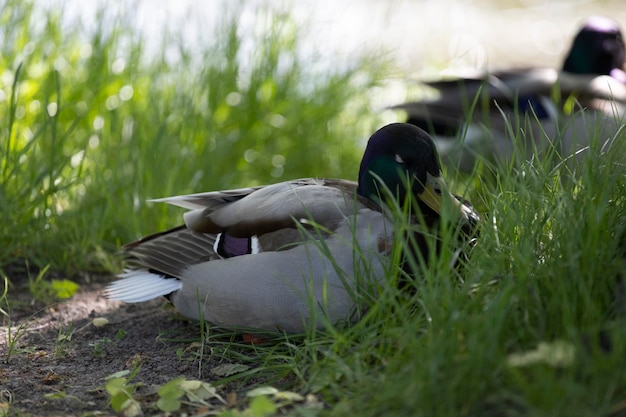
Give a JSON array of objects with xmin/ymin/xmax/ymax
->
[{"xmin": 0, "ymin": 278, "xmax": 232, "ymax": 416}]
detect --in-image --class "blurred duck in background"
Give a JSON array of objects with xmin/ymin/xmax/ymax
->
[
  {"xmin": 562, "ymin": 16, "xmax": 626, "ymax": 117},
  {"xmin": 563, "ymin": 16, "xmax": 625, "ymax": 81},
  {"xmin": 392, "ymin": 16, "xmax": 626, "ymax": 173}
]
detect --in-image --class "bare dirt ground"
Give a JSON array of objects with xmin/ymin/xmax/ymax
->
[{"xmin": 0, "ymin": 272, "xmax": 294, "ymax": 416}]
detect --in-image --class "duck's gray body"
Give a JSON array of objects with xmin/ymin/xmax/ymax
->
[{"xmin": 171, "ymin": 206, "xmax": 391, "ymax": 332}]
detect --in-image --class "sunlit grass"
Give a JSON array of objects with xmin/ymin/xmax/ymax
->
[{"xmin": 0, "ymin": 0, "xmax": 388, "ymax": 273}]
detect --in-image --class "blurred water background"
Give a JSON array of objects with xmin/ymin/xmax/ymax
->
[
  {"xmin": 41, "ymin": 0, "xmax": 626, "ymax": 107},
  {"xmin": 43, "ymin": 1, "xmax": 626, "ymax": 71}
]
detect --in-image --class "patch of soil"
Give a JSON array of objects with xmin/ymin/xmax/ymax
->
[{"xmin": 0, "ymin": 276, "xmax": 251, "ymax": 416}]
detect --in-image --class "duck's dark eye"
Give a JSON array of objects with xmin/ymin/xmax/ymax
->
[{"xmin": 433, "ymin": 187, "xmax": 442, "ymax": 195}]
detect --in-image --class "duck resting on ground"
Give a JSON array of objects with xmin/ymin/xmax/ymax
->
[
  {"xmin": 391, "ymin": 16, "xmax": 626, "ymax": 173},
  {"xmin": 106, "ymin": 123, "xmax": 480, "ymax": 333}
]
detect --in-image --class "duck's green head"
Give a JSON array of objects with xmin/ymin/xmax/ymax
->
[
  {"xmin": 563, "ymin": 16, "xmax": 625, "ymax": 76},
  {"xmin": 357, "ymin": 123, "xmax": 475, "ymax": 224}
]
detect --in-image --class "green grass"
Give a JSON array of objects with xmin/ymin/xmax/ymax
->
[
  {"xmin": 0, "ymin": 0, "xmax": 387, "ymax": 273},
  {"xmin": 327, "ymin": 141, "xmax": 626, "ymax": 416},
  {"xmin": 2, "ymin": 1, "xmax": 626, "ymax": 416}
]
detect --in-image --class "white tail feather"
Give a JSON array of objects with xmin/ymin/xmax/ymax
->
[{"xmin": 106, "ymin": 269, "xmax": 182, "ymax": 303}]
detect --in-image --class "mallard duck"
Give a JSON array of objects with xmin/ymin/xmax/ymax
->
[
  {"xmin": 106, "ymin": 123, "xmax": 480, "ymax": 333},
  {"xmin": 392, "ymin": 17, "xmax": 626, "ymax": 172}
]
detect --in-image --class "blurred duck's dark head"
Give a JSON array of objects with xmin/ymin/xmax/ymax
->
[{"xmin": 563, "ymin": 17, "xmax": 625, "ymax": 76}]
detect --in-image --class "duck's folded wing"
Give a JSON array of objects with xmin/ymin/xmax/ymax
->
[
  {"xmin": 421, "ymin": 68, "xmax": 557, "ymax": 104},
  {"xmin": 149, "ymin": 185, "xmax": 266, "ymax": 210},
  {"xmin": 123, "ymin": 226, "xmax": 218, "ymax": 277},
  {"xmin": 151, "ymin": 179, "xmax": 364, "ymax": 238}
]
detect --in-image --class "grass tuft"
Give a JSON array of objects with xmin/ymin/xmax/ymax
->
[{"xmin": 0, "ymin": 0, "xmax": 388, "ymax": 274}]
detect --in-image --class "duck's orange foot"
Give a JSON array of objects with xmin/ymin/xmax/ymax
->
[{"xmin": 241, "ymin": 333, "xmax": 270, "ymax": 345}]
